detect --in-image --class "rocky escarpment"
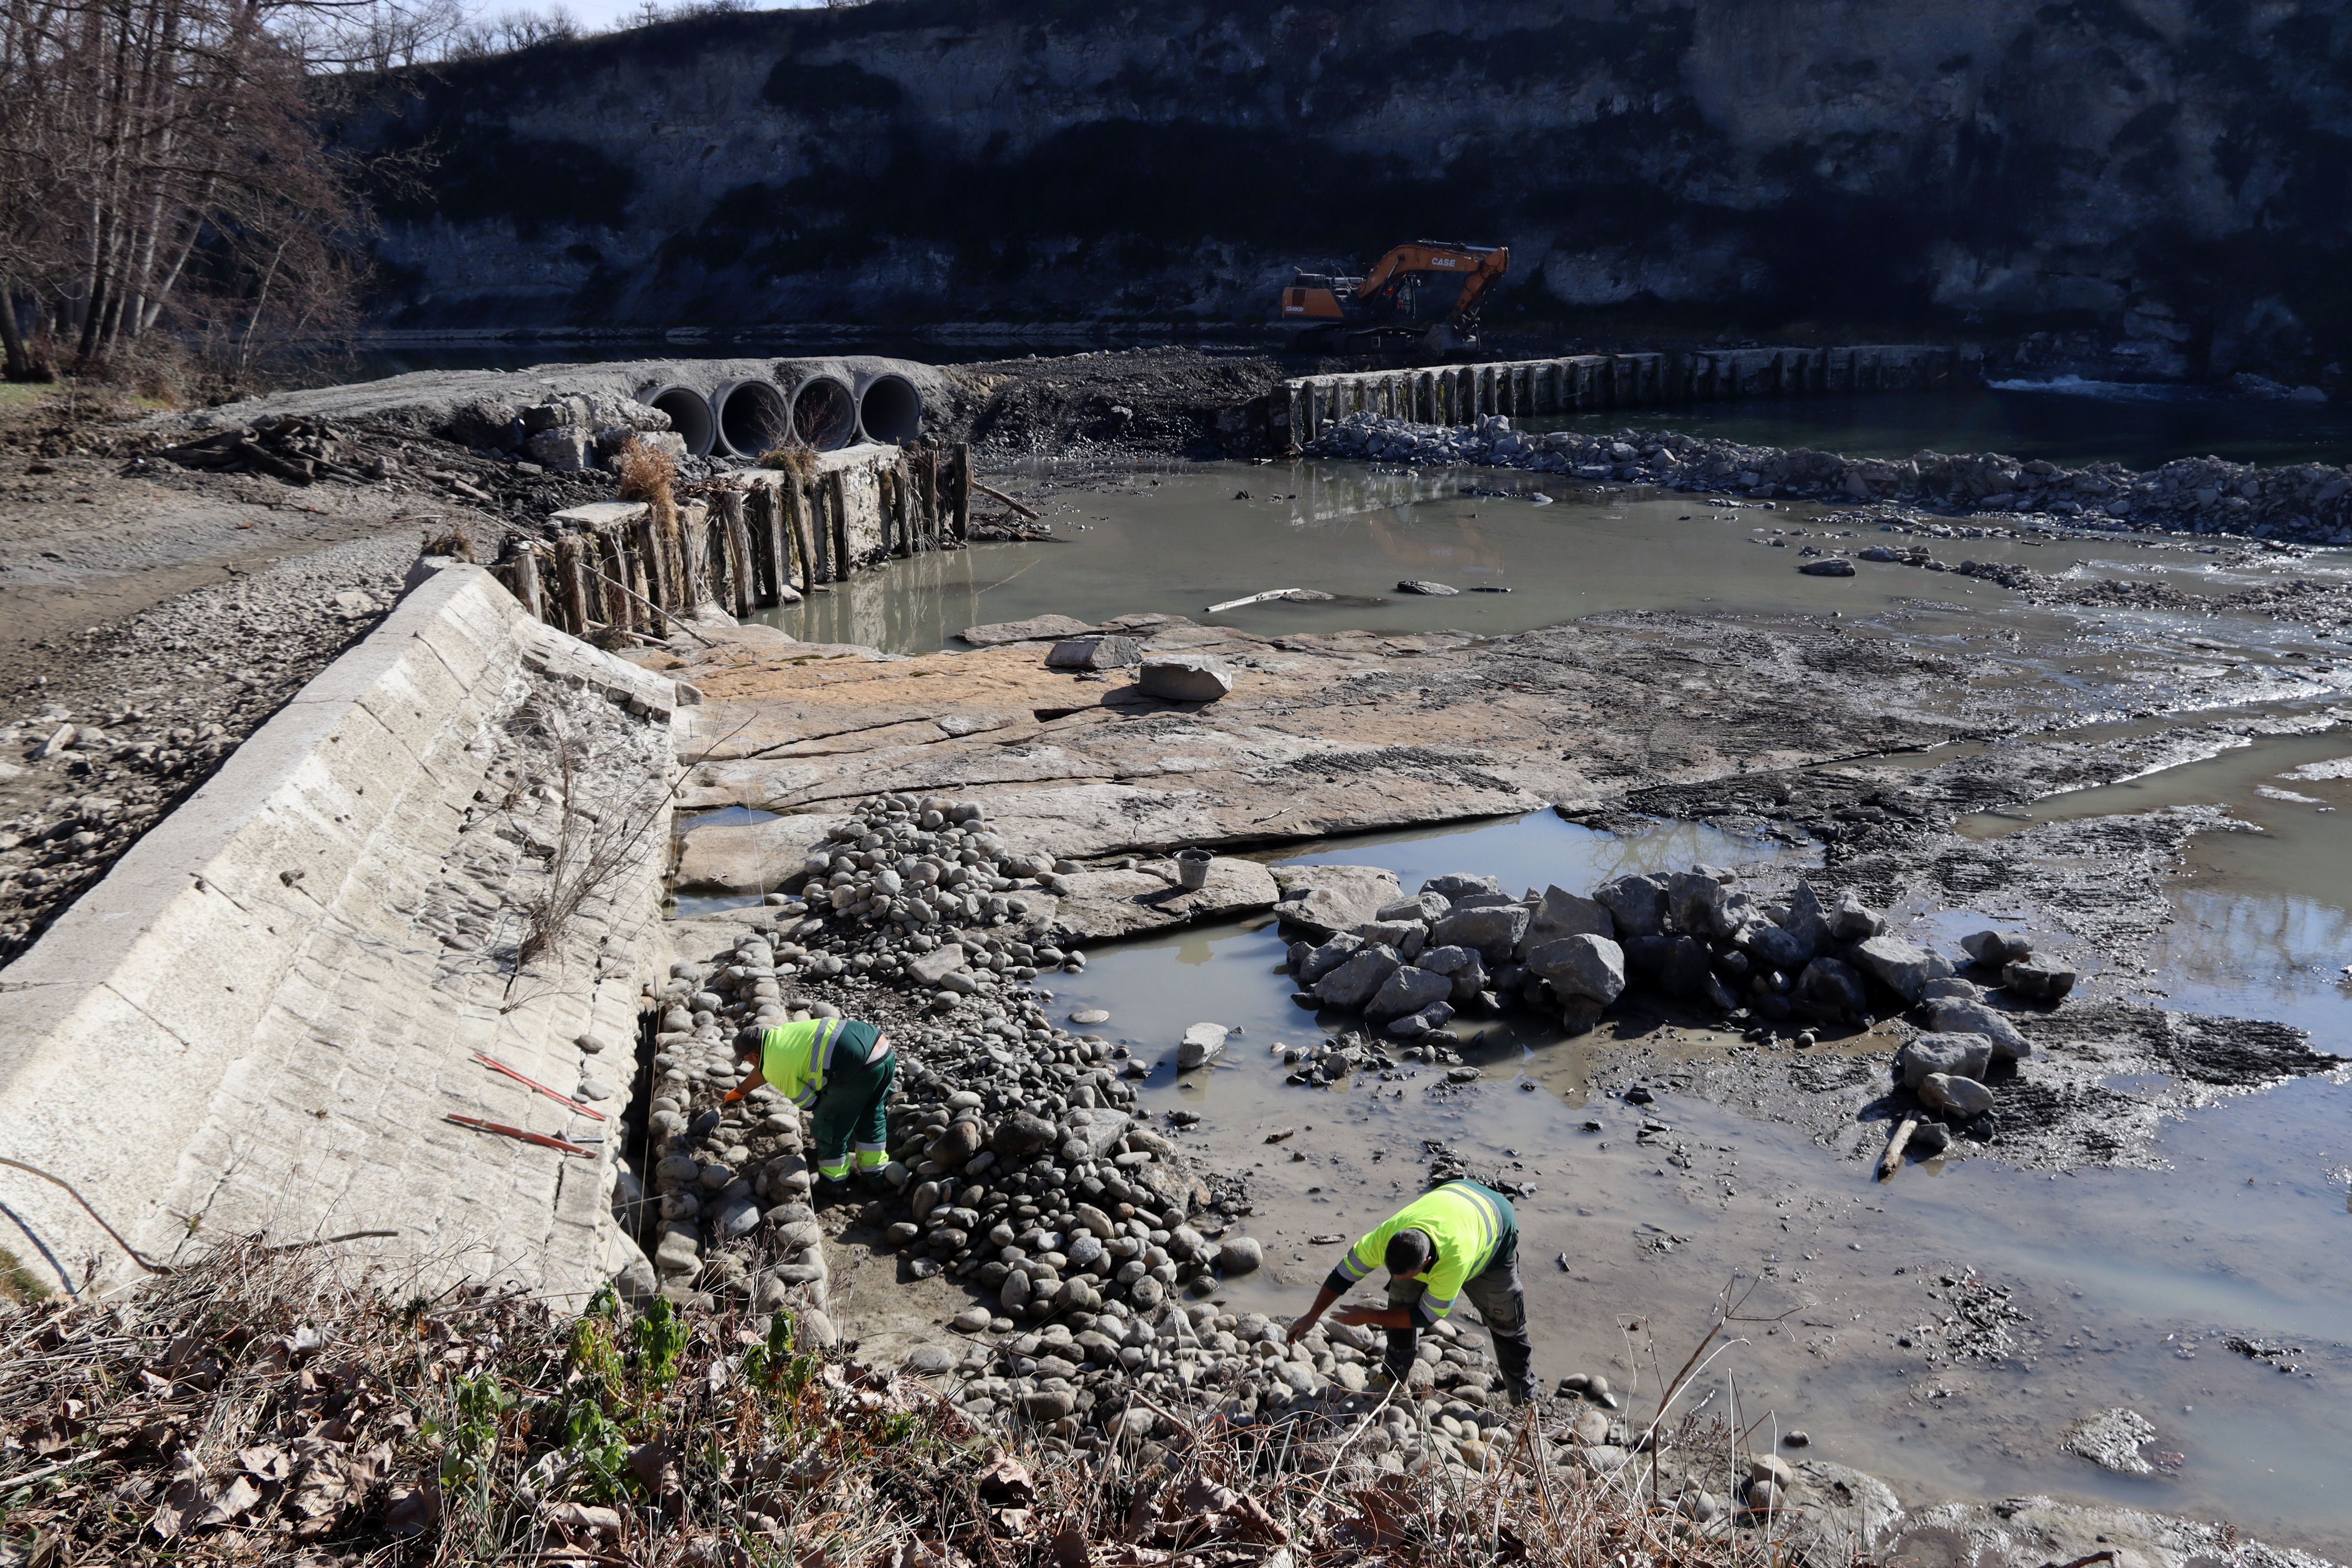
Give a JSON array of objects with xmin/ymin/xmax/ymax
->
[{"xmin": 339, "ymin": 0, "xmax": 2352, "ymax": 384}]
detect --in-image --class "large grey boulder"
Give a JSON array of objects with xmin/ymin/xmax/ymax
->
[
  {"xmin": 1594, "ymin": 874, "xmax": 1668, "ymax": 939},
  {"xmin": 1743, "ymin": 923, "xmax": 1811, "ymax": 975},
  {"xmin": 1272, "ymin": 865, "xmax": 1404, "ymax": 938},
  {"xmin": 1920, "ymin": 1072, "xmax": 1996, "ymax": 1117},
  {"xmin": 1354, "ymin": 918, "xmax": 1425, "ymax": 950},
  {"xmin": 1178, "ymin": 1023, "xmax": 1229, "ymax": 1070},
  {"xmin": 1137, "ymin": 655, "xmax": 1235, "ymax": 702},
  {"xmin": 989, "ymin": 1111, "xmax": 1058, "ymax": 1158},
  {"xmin": 1852, "ymin": 934, "xmax": 1952, "ymax": 1004},
  {"xmin": 1527, "ymin": 934, "xmax": 1627, "ymax": 1006},
  {"xmin": 1664, "ymin": 870, "xmax": 1728, "ymax": 936},
  {"xmin": 1652, "ymin": 935, "xmax": 1714, "ymax": 997},
  {"xmin": 1520, "ymin": 884, "xmax": 1615, "ymax": 955},
  {"xmin": 1447, "ymin": 951, "xmax": 1490, "ymax": 1006},
  {"xmin": 907, "ymin": 945, "xmax": 968, "ymax": 987},
  {"xmin": 1415, "ymin": 944, "xmax": 1474, "ymax": 975},
  {"xmin": 1297, "ymin": 932, "xmax": 1364, "ymax": 985},
  {"xmin": 1926, "ymin": 997, "xmax": 2031, "ymax": 1061},
  {"xmin": 1796, "ymin": 956, "xmax": 1868, "ymax": 1018},
  {"xmin": 1781, "ymin": 882, "xmax": 1833, "ymax": 954},
  {"xmin": 1366, "ymin": 966, "xmax": 1452, "ymax": 1023},
  {"xmin": 1430, "ymin": 903, "xmax": 1529, "ymax": 962},
  {"xmin": 1897, "ymin": 1032, "xmax": 1993, "ymax": 1088},
  {"xmin": 1962, "ymin": 929, "xmax": 2033, "ymax": 966},
  {"xmin": 1423, "ymin": 873, "xmax": 1502, "ymax": 901},
  {"xmin": 1379, "ymin": 891, "xmax": 1453, "ymax": 924},
  {"xmin": 1045, "ymin": 635, "xmax": 1142, "ymax": 671},
  {"xmin": 2004, "ymin": 957, "xmax": 2077, "ymax": 1003},
  {"xmin": 1314, "ymin": 944, "xmax": 1403, "ymax": 1008},
  {"xmin": 961, "ymin": 613, "xmax": 1095, "ymax": 646},
  {"xmin": 1827, "ymin": 890, "xmax": 1885, "ymax": 942}
]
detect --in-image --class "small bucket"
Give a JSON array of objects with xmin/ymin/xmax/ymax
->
[{"xmin": 1174, "ymin": 847, "xmax": 1213, "ymax": 891}]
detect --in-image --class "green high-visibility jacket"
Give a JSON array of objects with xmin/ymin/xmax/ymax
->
[{"xmin": 1325, "ymin": 1179, "xmax": 1516, "ymax": 1326}]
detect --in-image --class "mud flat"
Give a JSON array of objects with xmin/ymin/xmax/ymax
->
[{"xmin": 635, "ymin": 475, "xmax": 2352, "ymax": 1553}]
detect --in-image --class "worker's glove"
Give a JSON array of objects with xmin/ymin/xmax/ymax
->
[{"xmin": 722, "ymin": 1086, "xmax": 747, "ymax": 1104}]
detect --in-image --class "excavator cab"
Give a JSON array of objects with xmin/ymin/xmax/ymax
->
[{"xmin": 1277, "ymin": 242, "xmax": 1507, "ymax": 355}]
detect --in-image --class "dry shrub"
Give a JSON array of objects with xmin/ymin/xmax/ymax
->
[
  {"xmin": 758, "ymin": 442, "xmax": 816, "ymax": 482},
  {"xmin": 421, "ymin": 526, "xmax": 477, "ymax": 561},
  {"xmin": 0, "ymin": 1236, "xmax": 1859, "ymax": 1568},
  {"xmin": 615, "ymin": 434, "xmax": 679, "ymax": 509}
]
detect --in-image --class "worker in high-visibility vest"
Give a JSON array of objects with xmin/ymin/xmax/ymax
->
[
  {"xmin": 726, "ymin": 1017, "xmax": 894, "ymax": 1191},
  {"xmin": 1285, "ymin": 1178, "xmax": 1536, "ymax": 1404}
]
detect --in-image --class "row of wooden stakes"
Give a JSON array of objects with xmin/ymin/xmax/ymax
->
[{"xmin": 489, "ymin": 443, "xmax": 975, "ymax": 639}]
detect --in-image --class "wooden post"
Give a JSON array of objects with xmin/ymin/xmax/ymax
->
[
  {"xmin": 825, "ymin": 469, "xmax": 851, "ymax": 578},
  {"xmin": 949, "ymin": 443, "xmax": 972, "ymax": 540},
  {"xmin": 743, "ymin": 485, "xmax": 776, "ymax": 605},
  {"xmin": 635, "ymin": 515, "xmax": 668, "ymax": 611},
  {"xmin": 917, "ymin": 450, "xmax": 940, "ymax": 551},
  {"xmin": 760, "ymin": 484, "xmax": 790, "ymax": 599},
  {"xmin": 782, "ymin": 482, "xmax": 815, "ymax": 590},
  {"xmin": 554, "ymin": 533, "xmax": 591, "ymax": 633},
  {"xmin": 597, "ymin": 530, "xmax": 635, "ymax": 633},
  {"xmin": 891, "ymin": 461, "xmax": 915, "ymax": 557},
  {"xmin": 718, "ymin": 489, "xmax": 754, "ymax": 617}
]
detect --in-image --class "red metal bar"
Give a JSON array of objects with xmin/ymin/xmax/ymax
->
[
  {"xmin": 471, "ymin": 1052, "xmax": 607, "ymax": 1121},
  {"xmin": 445, "ymin": 1114, "xmax": 597, "ymax": 1157}
]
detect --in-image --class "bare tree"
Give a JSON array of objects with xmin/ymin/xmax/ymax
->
[{"xmin": 0, "ymin": 0, "xmax": 375, "ymax": 382}]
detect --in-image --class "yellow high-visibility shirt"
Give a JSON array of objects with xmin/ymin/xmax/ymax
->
[
  {"xmin": 1325, "ymin": 1179, "xmax": 1515, "ymax": 1325},
  {"xmin": 757, "ymin": 1018, "xmax": 881, "ymax": 1109}
]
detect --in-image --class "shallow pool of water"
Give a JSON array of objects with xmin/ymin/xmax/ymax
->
[
  {"xmin": 1960, "ymin": 729, "xmax": 2352, "ymax": 1042},
  {"xmin": 1038, "ymin": 812, "xmax": 2352, "ymax": 1552},
  {"xmin": 758, "ymin": 462, "xmax": 2307, "ymax": 656}
]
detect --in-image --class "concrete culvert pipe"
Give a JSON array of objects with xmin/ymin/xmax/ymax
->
[
  {"xmin": 787, "ymin": 374, "xmax": 859, "ymax": 452},
  {"xmin": 644, "ymin": 385, "xmax": 715, "ymax": 457},
  {"xmin": 856, "ymin": 372, "xmax": 923, "ymax": 445},
  {"xmin": 714, "ymin": 379, "xmax": 791, "ymax": 459}
]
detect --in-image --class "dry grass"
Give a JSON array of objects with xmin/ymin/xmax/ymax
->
[
  {"xmin": 0, "ymin": 1240, "xmax": 1854, "ymax": 1568},
  {"xmin": 616, "ymin": 435, "xmax": 680, "ymax": 512},
  {"xmin": 756, "ymin": 443, "xmax": 816, "ymax": 482}
]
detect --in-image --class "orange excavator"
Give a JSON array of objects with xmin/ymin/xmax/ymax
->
[{"xmin": 1276, "ymin": 241, "xmax": 1509, "ymax": 354}]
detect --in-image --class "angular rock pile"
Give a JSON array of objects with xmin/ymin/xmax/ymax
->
[
  {"xmin": 1887, "ymin": 929, "xmax": 2074, "ymax": 1149},
  {"xmin": 1279, "ymin": 865, "xmax": 1956, "ymax": 1041},
  {"xmin": 1305, "ymin": 411, "xmax": 2352, "ymax": 546}
]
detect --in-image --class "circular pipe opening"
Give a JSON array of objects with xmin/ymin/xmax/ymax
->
[
  {"xmin": 645, "ymin": 385, "xmax": 715, "ymax": 456},
  {"xmin": 789, "ymin": 375, "xmax": 858, "ymax": 452},
  {"xmin": 856, "ymin": 373, "xmax": 923, "ymax": 445},
  {"xmin": 714, "ymin": 380, "xmax": 791, "ymax": 459}
]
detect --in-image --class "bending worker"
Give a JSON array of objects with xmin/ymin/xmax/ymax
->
[
  {"xmin": 1286, "ymin": 1177, "xmax": 1537, "ymax": 1406},
  {"xmin": 726, "ymin": 1017, "xmax": 894, "ymax": 1194}
]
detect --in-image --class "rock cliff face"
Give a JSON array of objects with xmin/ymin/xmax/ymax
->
[{"xmin": 342, "ymin": 0, "xmax": 2352, "ymax": 379}]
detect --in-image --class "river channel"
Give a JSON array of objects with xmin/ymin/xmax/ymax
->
[{"xmin": 700, "ymin": 450, "xmax": 2350, "ymax": 1551}]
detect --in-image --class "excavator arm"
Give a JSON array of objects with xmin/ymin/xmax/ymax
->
[{"xmin": 1355, "ymin": 242, "xmax": 1509, "ymax": 323}]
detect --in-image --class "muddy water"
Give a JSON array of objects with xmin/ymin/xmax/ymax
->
[
  {"xmin": 1961, "ymin": 730, "xmax": 2352, "ymax": 1039},
  {"xmin": 713, "ymin": 456, "xmax": 2352, "ymax": 1547},
  {"xmin": 1042, "ymin": 814, "xmax": 2352, "ymax": 1553},
  {"xmin": 759, "ymin": 462, "xmax": 2303, "ymax": 655}
]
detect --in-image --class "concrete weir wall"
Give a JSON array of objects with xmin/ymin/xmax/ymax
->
[
  {"xmin": 1279, "ymin": 345, "xmax": 1976, "ymax": 445},
  {"xmin": 0, "ymin": 565, "xmax": 678, "ymax": 1298}
]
